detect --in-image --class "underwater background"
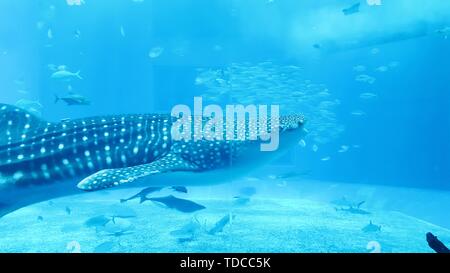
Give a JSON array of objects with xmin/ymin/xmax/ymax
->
[{"xmin": 0, "ymin": 0, "xmax": 449, "ymax": 253}]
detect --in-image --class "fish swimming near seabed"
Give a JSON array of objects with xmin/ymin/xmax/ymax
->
[
  {"xmin": 362, "ymin": 220, "xmax": 381, "ymax": 232},
  {"xmin": 335, "ymin": 201, "xmax": 371, "ymax": 215},
  {"xmin": 208, "ymin": 213, "xmax": 235, "ymax": 235},
  {"xmin": 0, "ymin": 103, "xmax": 306, "ymax": 217},
  {"xmin": 119, "ymin": 186, "xmax": 163, "ymax": 203},
  {"xmin": 148, "ymin": 195, "xmax": 206, "ymax": 213},
  {"xmin": 119, "ymin": 185, "xmax": 188, "ymax": 203}
]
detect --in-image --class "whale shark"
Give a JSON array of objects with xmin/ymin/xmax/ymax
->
[{"xmin": 0, "ymin": 103, "xmax": 306, "ymax": 217}]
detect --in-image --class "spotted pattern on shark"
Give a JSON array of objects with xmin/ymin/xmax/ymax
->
[{"xmin": 0, "ymin": 104, "xmax": 173, "ymax": 185}]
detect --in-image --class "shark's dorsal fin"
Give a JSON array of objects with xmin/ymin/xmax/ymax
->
[
  {"xmin": 77, "ymin": 153, "xmax": 199, "ymax": 191},
  {"xmin": 0, "ymin": 104, "xmax": 48, "ymax": 146}
]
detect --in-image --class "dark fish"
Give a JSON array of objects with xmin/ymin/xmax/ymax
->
[
  {"xmin": 37, "ymin": 215, "xmax": 44, "ymax": 221},
  {"xmin": 208, "ymin": 213, "xmax": 235, "ymax": 235},
  {"xmin": 171, "ymin": 186, "xmax": 188, "ymax": 194},
  {"xmin": 335, "ymin": 201, "xmax": 370, "ymax": 215},
  {"xmin": 149, "ymin": 195, "xmax": 206, "ymax": 213},
  {"xmin": 342, "ymin": 2, "xmax": 360, "ymax": 16},
  {"xmin": 273, "ymin": 170, "xmax": 311, "ymax": 180},
  {"xmin": 426, "ymin": 232, "xmax": 450, "ymax": 253},
  {"xmin": 54, "ymin": 93, "xmax": 90, "ymax": 106},
  {"xmin": 119, "ymin": 187, "xmax": 163, "ymax": 203},
  {"xmin": 233, "ymin": 196, "xmax": 251, "ymax": 206},
  {"xmin": 65, "ymin": 206, "xmax": 71, "ymax": 215},
  {"xmin": 84, "ymin": 215, "xmax": 111, "ymax": 228},
  {"xmin": 362, "ymin": 220, "xmax": 381, "ymax": 232}
]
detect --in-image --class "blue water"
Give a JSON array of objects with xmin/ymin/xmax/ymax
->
[{"xmin": 0, "ymin": 0, "xmax": 449, "ymax": 253}]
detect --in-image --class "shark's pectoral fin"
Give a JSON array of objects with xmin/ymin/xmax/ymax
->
[{"xmin": 77, "ymin": 154, "xmax": 198, "ymax": 191}]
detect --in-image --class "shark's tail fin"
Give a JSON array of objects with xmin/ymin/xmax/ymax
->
[{"xmin": 0, "ymin": 104, "xmax": 48, "ymax": 146}]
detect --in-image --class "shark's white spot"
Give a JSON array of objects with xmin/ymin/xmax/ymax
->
[
  {"xmin": 13, "ymin": 171, "xmax": 24, "ymax": 180},
  {"xmin": 105, "ymin": 145, "xmax": 111, "ymax": 151},
  {"xmin": 17, "ymin": 154, "xmax": 24, "ymax": 160},
  {"xmin": 84, "ymin": 150, "xmax": 90, "ymax": 157},
  {"xmin": 40, "ymin": 147, "xmax": 46, "ymax": 154},
  {"xmin": 58, "ymin": 143, "xmax": 65, "ymax": 150},
  {"xmin": 83, "ymin": 136, "xmax": 88, "ymax": 141}
]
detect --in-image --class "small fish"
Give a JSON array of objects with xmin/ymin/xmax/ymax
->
[
  {"xmin": 355, "ymin": 74, "xmax": 376, "ymax": 84},
  {"xmin": 54, "ymin": 93, "xmax": 90, "ymax": 106},
  {"xmin": 362, "ymin": 221, "xmax": 381, "ymax": 232},
  {"xmin": 67, "ymin": 0, "xmax": 85, "ymax": 6},
  {"xmin": 149, "ymin": 195, "xmax": 206, "ymax": 213},
  {"xmin": 51, "ymin": 70, "xmax": 83, "ymax": 80},
  {"xmin": 336, "ymin": 201, "xmax": 371, "ymax": 215},
  {"xmin": 233, "ymin": 196, "xmax": 251, "ymax": 206},
  {"xmin": 148, "ymin": 47, "xmax": 164, "ymax": 58},
  {"xmin": 359, "ymin": 92, "xmax": 377, "ymax": 100},
  {"xmin": 170, "ymin": 186, "xmax": 188, "ymax": 194},
  {"xmin": 15, "ymin": 99, "xmax": 43, "ymax": 117},
  {"xmin": 119, "ymin": 186, "xmax": 163, "ymax": 203},
  {"xmin": 84, "ymin": 215, "xmax": 112, "ymax": 228},
  {"xmin": 338, "ymin": 145, "xmax": 349, "ymax": 153},
  {"xmin": 312, "ymin": 144, "xmax": 319, "ymax": 152},
  {"xmin": 298, "ymin": 139, "xmax": 306, "ymax": 147},
  {"xmin": 351, "ymin": 110, "xmax": 366, "ymax": 116},
  {"xmin": 37, "ymin": 215, "xmax": 44, "ymax": 221},
  {"xmin": 74, "ymin": 29, "xmax": 81, "ymax": 39},
  {"xmin": 65, "ymin": 206, "xmax": 71, "ymax": 215},
  {"xmin": 208, "ymin": 213, "xmax": 235, "ymax": 235},
  {"xmin": 100, "ymin": 218, "xmax": 134, "ymax": 236},
  {"xmin": 375, "ymin": 66, "xmax": 388, "ymax": 72},
  {"xmin": 342, "ymin": 3, "xmax": 360, "ymax": 16},
  {"xmin": 120, "ymin": 26, "xmax": 125, "ymax": 37}
]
